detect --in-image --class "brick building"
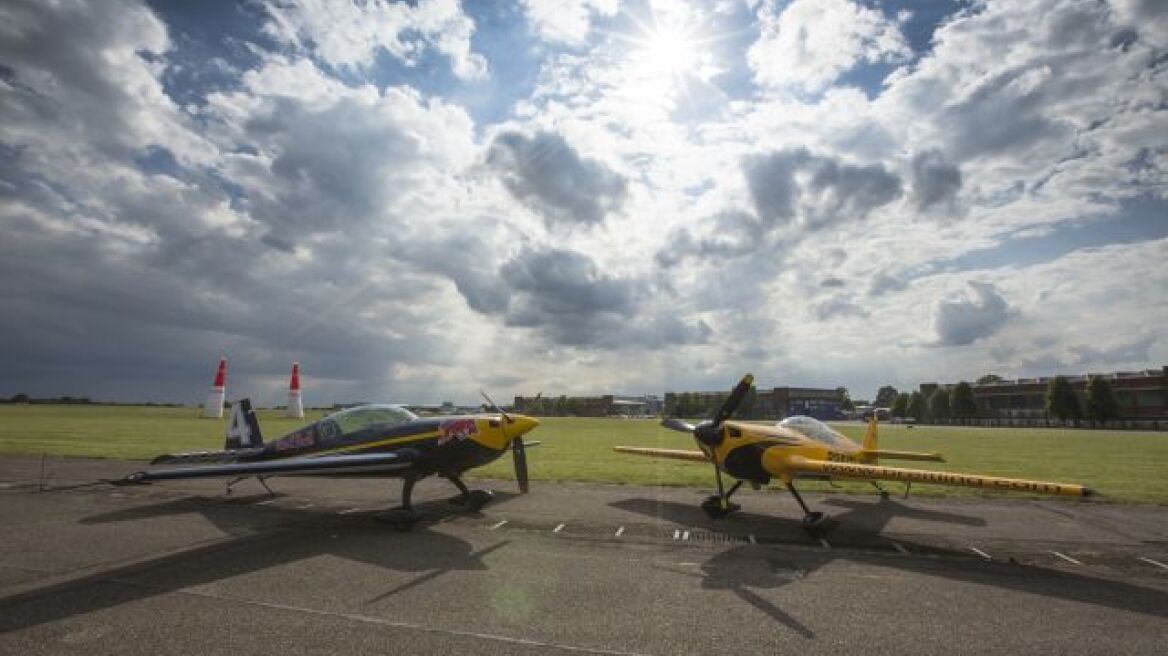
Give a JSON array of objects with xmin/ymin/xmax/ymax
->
[{"xmin": 920, "ymin": 366, "xmax": 1168, "ymax": 426}]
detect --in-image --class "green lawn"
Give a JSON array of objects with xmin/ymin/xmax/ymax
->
[{"xmin": 1, "ymin": 406, "xmax": 1165, "ymax": 503}]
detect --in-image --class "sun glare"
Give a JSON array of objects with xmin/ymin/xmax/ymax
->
[{"xmin": 639, "ymin": 25, "xmax": 700, "ymax": 78}]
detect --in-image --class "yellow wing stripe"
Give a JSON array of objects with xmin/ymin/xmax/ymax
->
[
  {"xmin": 788, "ymin": 457, "xmax": 1093, "ymax": 497},
  {"xmin": 613, "ymin": 446, "xmax": 710, "ymax": 463},
  {"xmin": 308, "ymin": 431, "xmax": 440, "ymax": 457}
]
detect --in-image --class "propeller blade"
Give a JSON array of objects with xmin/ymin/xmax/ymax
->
[
  {"xmin": 710, "ymin": 373, "xmax": 754, "ymax": 427},
  {"xmin": 661, "ymin": 417, "xmax": 696, "ymax": 433},
  {"xmin": 512, "ymin": 437, "xmax": 529, "ymax": 493},
  {"xmin": 479, "ymin": 389, "xmax": 511, "ymax": 422}
]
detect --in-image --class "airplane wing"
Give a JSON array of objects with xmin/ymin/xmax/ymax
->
[
  {"xmin": 787, "ymin": 456, "xmax": 1094, "ymax": 497},
  {"xmin": 612, "ymin": 446, "xmax": 710, "ymax": 463},
  {"xmin": 114, "ymin": 451, "xmax": 416, "ymax": 484},
  {"xmin": 860, "ymin": 449, "xmax": 945, "ymax": 462}
]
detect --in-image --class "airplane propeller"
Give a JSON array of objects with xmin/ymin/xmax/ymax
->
[
  {"xmin": 480, "ymin": 388, "xmax": 531, "ymax": 494},
  {"xmin": 660, "ymin": 373, "xmax": 754, "ymax": 510}
]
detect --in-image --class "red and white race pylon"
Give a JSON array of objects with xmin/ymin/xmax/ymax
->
[
  {"xmin": 203, "ymin": 356, "xmax": 227, "ymax": 418},
  {"xmin": 285, "ymin": 361, "xmax": 304, "ymax": 419}
]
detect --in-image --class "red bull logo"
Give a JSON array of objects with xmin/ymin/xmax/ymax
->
[{"xmin": 438, "ymin": 418, "xmax": 478, "ymax": 445}]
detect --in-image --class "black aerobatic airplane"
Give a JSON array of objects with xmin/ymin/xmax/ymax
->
[{"xmin": 115, "ymin": 394, "xmax": 540, "ymax": 526}]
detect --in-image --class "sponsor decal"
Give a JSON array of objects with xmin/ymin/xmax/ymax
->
[
  {"xmin": 819, "ymin": 463, "xmax": 1066, "ymax": 494},
  {"xmin": 438, "ymin": 418, "xmax": 478, "ymax": 446},
  {"xmin": 827, "ymin": 452, "xmax": 859, "ymax": 463}
]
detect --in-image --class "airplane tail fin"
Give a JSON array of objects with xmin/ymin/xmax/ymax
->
[
  {"xmin": 224, "ymin": 398, "xmax": 264, "ymax": 450},
  {"xmin": 862, "ymin": 415, "xmax": 878, "ymax": 452},
  {"xmin": 859, "ymin": 415, "xmax": 945, "ymax": 463}
]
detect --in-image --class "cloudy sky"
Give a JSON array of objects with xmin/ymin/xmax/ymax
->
[{"xmin": 1, "ymin": 0, "xmax": 1166, "ymax": 406}]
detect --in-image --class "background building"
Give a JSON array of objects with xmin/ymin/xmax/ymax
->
[
  {"xmin": 513, "ymin": 394, "xmax": 661, "ymax": 417},
  {"xmin": 920, "ymin": 366, "xmax": 1167, "ymax": 426},
  {"xmin": 664, "ymin": 385, "xmax": 843, "ymax": 420}
]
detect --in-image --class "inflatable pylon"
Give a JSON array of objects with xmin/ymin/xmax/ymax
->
[
  {"xmin": 285, "ymin": 361, "xmax": 304, "ymax": 419},
  {"xmin": 203, "ymin": 356, "xmax": 227, "ymax": 418}
]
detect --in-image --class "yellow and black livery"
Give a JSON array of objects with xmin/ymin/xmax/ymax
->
[
  {"xmin": 615, "ymin": 374, "xmax": 1094, "ymax": 535},
  {"xmin": 118, "ymin": 398, "xmax": 540, "ymax": 526}
]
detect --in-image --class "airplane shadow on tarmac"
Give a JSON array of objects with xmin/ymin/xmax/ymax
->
[
  {"xmin": 613, "ymin": 495, "xmax": 1168, "ymax": 639},
  {"xmin": 0, "ymin": 491, "xmax": 516, "ymax": 634}
]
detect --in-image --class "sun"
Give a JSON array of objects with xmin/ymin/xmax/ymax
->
[{"xmin": 638, "ymin": 24, "xmax": 702, "ymax": 78}]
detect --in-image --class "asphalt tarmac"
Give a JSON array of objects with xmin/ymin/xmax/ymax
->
[{"xmin": 1, "ymin": 455, "xmax": 1166, "ymax": 654}]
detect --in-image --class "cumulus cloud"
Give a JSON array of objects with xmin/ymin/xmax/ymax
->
[
  {"xmin": 911, "ymin": 149, "xmax": 962, "ymax": 211},
  {"xmin": 743, "ymin": 148, "xmax": 902, "ymax": 230},
  {"xmin": 520, "ymin": 0, "xmax": 619, "ymax": 46},
  {"xmin": 655, "ymin": 210, "xmax": 765, "ymax": 267},
  {"xmin": 748, "ymin": 0, "xmax": 911, "ymax": 94},
  {"xmin": 813, "ymin": 296, "xmax": 869, "ymax": 321},
  {"xmin": 867, "ymin": 270, "xmax": 908, "ymax": 296},
  {"xmin": 487, "ymin": 130, "xmax": 628, "ymax": 229},
  {"xmin": 262, "ymin": 0, "xmax": 488, "ymax": 79},
  {"xmin": 931, "ymin": 282, "xmax": 1014, "ymax": 346}
]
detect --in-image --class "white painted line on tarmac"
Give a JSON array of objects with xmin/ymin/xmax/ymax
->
[
  {"xmin": 682, "ymin": 530, "xmax": 690, "ymax": 541},
  {"xmin": 491, "ymin": 520, "xmax": 508, "ymax": 530},
  {"xmin": 255, "ymin": 500, "xmax": 276, "ymax": 506},
  {"xmin": 969, "ymin": 546, "xmax": 992, "ymax": 560},
  {"xmin": 339, "ymin": 508, "xmax": 363, "ymax": 515},
  {"xmin": 1138, "ymin": 556, "xmax": 1168, "ymax": 571},
  {"xmin": 748, "ymin": 534, "xmax": 756, "ymax": 545},
  {"xmin": 297, "ymin": 503, "xmax": 315, "ymax": 509},
  {"xmin": 672, "ymin": 529, "xmax": 680, "ymax": 540},
  {"xmin": 818, "ymin": 538, "xmax": 831, "ymax": 549},
  {"xmin": 552, "ymin": 523, "xmax": 565, "ymax": 533},
  {"xmin": 615, "ymin": 526, "xmax": 625, "ymax": 537},
  {"xmin": 1051, "ymin": 551, "xmax": 1082, "ymax": 566},
  {"xmin": 891, "ymin": 541, "xmax": 908, "ymax": 555}
]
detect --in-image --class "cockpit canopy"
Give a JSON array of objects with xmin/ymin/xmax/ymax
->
[
  {"xmin": 319, "ymin": 404, "xmax": 418, "ymax": 438},
  {"xmin": 777, "ymin": 415, "xmax": 850, "ymax": 447}
]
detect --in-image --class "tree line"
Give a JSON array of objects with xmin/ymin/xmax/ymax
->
[{"xmin": 872, "ymin": 375, "xmax": 1122, "ymax": 425}]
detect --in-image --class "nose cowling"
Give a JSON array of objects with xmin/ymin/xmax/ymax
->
[{"xmin": 502, "ymin": 414, "xmax": 540, "ymax": 441}]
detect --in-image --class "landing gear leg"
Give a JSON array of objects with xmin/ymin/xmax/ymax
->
[
  {"xmin": 447, "ymin": 475, "xmax": 493, "ymax": 512},
  {"xmin": 701, "ymin": 480, "xmax": 743, "ymax": 519},
  {"xmin": 903, "ymin": 481, "xmax": 913, "ymax": 499},
  {"xmin": 257, "ymin": 476, "xmax": 276, "ymax": 497},
  {"xmin": 786, "ymin": 483, "xmax": 833, "ymax": 537},
  {"xmin": 383, "ymin": 475, "xmax": 422, "ymax": 531},
  {"xmin": 225, "ymin": 475, "xmax": 247, "ymax": 496}
]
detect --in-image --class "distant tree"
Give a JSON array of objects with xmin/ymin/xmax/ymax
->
[
  {"xmin": 976, "ymin": 374, "xmax": 1004, "ymax": 385},
  {"xmin": 1045, "ymin": 376, "xmax": 1082, "ymax": 423},
  {"xmin": 875, "ymin": 385, "xmax": 899, "ymax": 408},
  {"xmin": 928, "ymin": 388, "xmax": 951, "ymax": 423},
  {"xmin": 950, "ymin": 382, "xmax": 978, "ymax": 424},
  {"xmin": 907, "ymin": 391, "xmax": 926, "ymax": 421},
  {"xmin": 9, "ymin": 393, "xmax": 29, "ymax": 404},
  {"xmin": 1085, "ymin": 376, "xmax": 1120, "ymax": 425},
  {"xmin": 891, "ymin": 393, "xmax": 910, "ymax": 418},
  {"xmin": 836, "ymin": 387, "xmax": 854, "ymax": 412}
]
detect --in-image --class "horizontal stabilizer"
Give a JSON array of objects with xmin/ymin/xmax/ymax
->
[
  {"xmin": 613, "ymin": 446, "xmax": 709, "ymax": 463},
  {"xmin": 861, "ymin": 449, "xmax": 945, "ymax": 462},
  {"xmin": 150, "ymin": 448, "xmax": 263, "ymax": 465}
]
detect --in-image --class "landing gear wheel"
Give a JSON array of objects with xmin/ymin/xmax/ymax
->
[
  {"xmin": 801, "ymin": 511, "xmax": 834, "ymax": 537},
  {"xmin": 450, "ymin": 489, "xmax": 494, "ymax": 512},
  {"xmin": 380, "ymin": 508, "xmax": 423, "ymax": 532},
  {"xmin": 700, "ymin": 495, "xmax": 741, "ymax": 519}
]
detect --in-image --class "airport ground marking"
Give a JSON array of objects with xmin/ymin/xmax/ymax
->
[
  {"xmin": 682, "ymin": 530, "xmax": 690, "ymax": 541},
  {"xmin": 818, "ymin": 538, "xmax": 831, "ymax": 549},
  {"xmin": 339, "ymin": 508, "xmax": 363, "ymax": 515},
  {"xmin": 615, "ymin": 526, "xmax": 625, "ymax": 537},
  {"xmin": 553, "ymin": 523, "xmax": 565, "ymax": 533},
  {"xmin": 491, "ymin": 520, "xmax": 508, "ymax": 530},
  {"xmin": 1051, "ymin": 551, "xmax": 1082, "ymax": 566},
  {"xmin": 748, "ymin": 534, "xmax": 756, "ymax": 545},
  {"xmin": 1137, "ymin": 556, "xmax": 1168, "ymax": 571},
  {"xmin": 672, "ymin": 529, "xmax": 680, "ymax": 540},
  {"xmin": 891, "ymin": 541, "xmax": 908, "ymax": 555},
  {"xmin": 969, "ymin": 546, "xmax": 992, "ymax": 560},
  {"xmin": 255, "ymin": 499, "xmax": 276, "ymax": 506},
  {"xmin": 296, "ymin": 503, "xmax": 315, "ymax": 509}
]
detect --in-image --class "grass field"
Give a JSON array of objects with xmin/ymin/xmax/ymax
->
[{"xmin": 1, "ymin": 405, "xmax": 1166, "ymax": 503}]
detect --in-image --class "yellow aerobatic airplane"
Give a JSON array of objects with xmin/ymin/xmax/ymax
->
[{"xmin": 615, "ymin": 374, "xmax": 1095, "ymax": 535}]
